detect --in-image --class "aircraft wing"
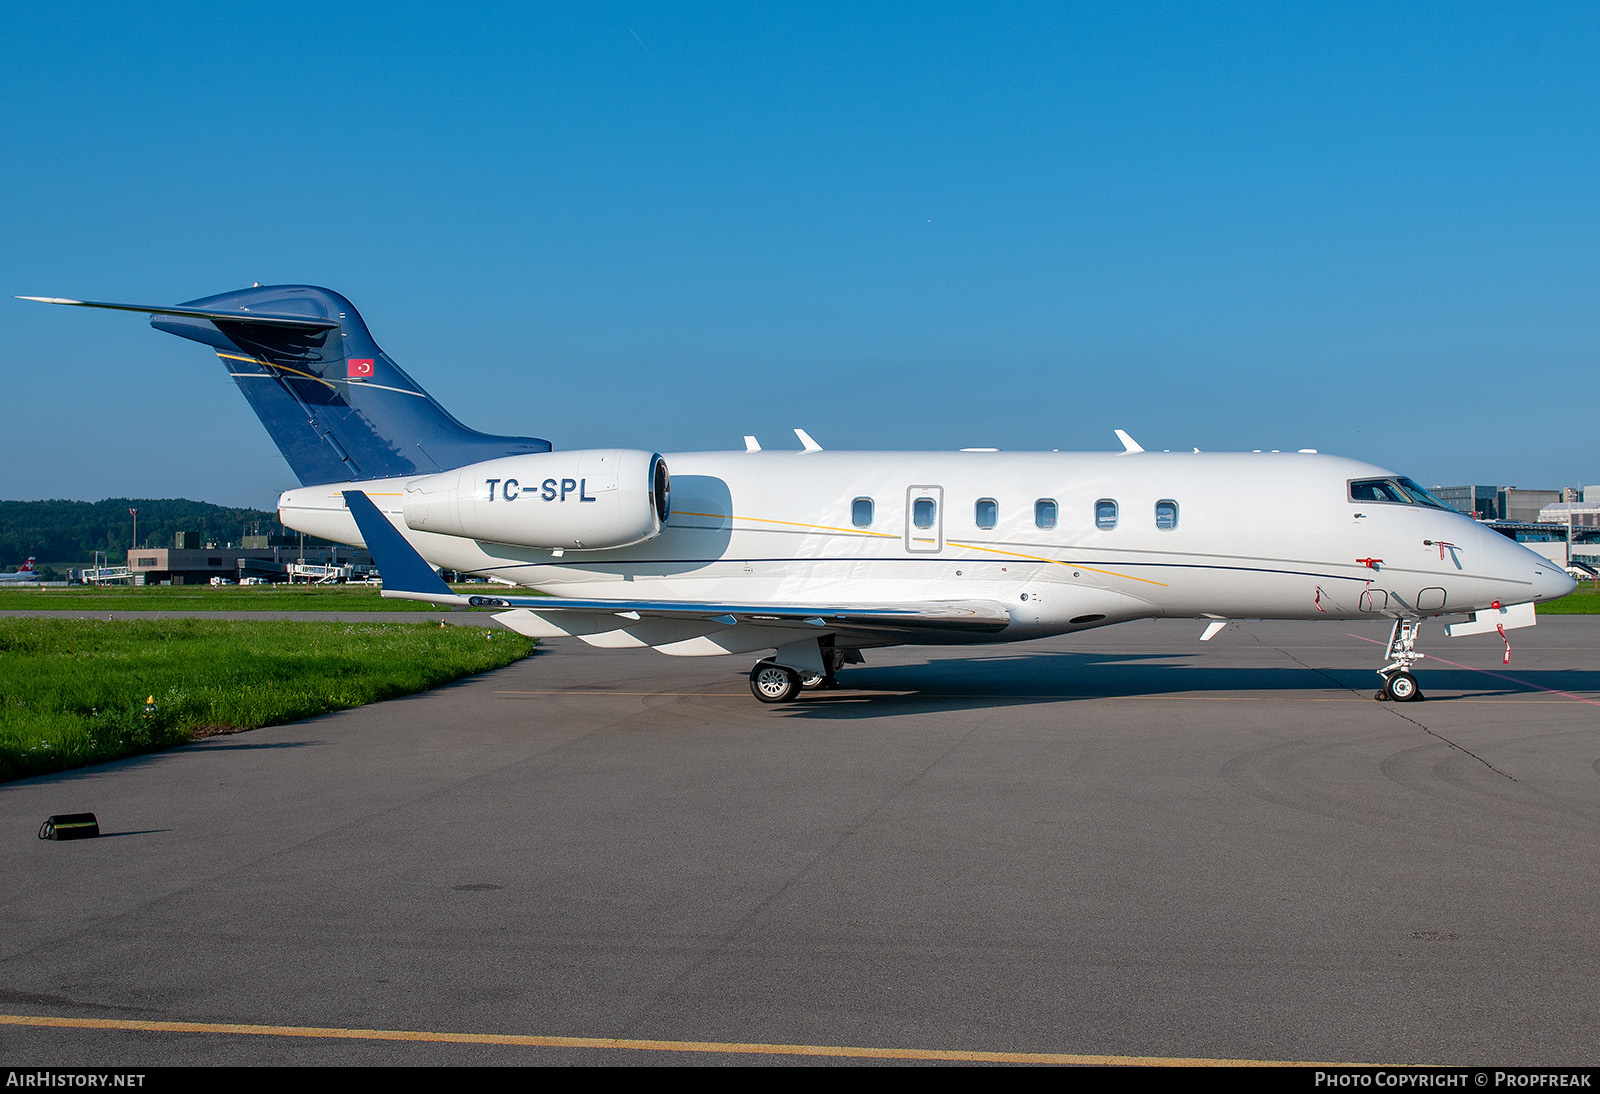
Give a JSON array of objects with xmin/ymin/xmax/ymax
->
[{"xmin": 341, "ymin": 490, "xmax": 1011, "ymax": 653}]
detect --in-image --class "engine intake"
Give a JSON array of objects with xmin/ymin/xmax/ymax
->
[{"xmin": 399, "ymin": 450, "xmax": 669, "ymax": 550}]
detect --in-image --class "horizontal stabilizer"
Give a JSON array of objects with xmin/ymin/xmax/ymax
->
[
  {"xmin": 18, "ymin": 296, "xmax": 340, "ymax": 330},
  {"xmin": 27, "ymin": 284, "xmax": 552, "ymax": 486}
]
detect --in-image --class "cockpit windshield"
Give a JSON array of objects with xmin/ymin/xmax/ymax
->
[
  {"xmin": 1348, "ymin": 477, "xmax": 1453, "ymax": 510},
  {"xmin": 1395, "ymin": 478, "xmax": 1451, "ymax": 510}
]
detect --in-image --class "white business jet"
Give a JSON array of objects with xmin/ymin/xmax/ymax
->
[{"xmin": 23, "ymin": 286, "xmax": 1575, "ymax": 703}]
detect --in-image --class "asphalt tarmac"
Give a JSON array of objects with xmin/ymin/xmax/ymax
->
[{"xmin": 2, "ymin": 617, "xmax": 1597, "ymax": 1066}]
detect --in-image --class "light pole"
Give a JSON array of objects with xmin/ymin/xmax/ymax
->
[{"xmin": 129, "ymin": 508, "xmax": 138, "ymax": 553}]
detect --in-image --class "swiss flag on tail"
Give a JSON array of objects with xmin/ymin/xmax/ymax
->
[{"xmin": 348, "ymin": 358, "xmax": 375, "ymax": 380}]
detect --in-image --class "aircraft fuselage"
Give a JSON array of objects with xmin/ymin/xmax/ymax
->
[{"xmin": 279, "ymin": 448, "xmax": 1570, "ymax": 644}]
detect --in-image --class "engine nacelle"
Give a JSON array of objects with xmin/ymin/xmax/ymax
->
[{"xmin": 401, "ymin": 450, "xmax": 670, "ymax": 550}]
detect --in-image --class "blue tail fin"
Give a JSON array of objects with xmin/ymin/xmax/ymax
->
[{"xmin": 146, "ymin": 285, "xmax": 551, "ymax": 485}]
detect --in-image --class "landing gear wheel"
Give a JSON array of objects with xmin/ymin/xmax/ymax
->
[
  {"xmin": 1373, "ymin": 619, "xmax": 1427, "ymax": 703},
  {"xmin": 800, "ymin": 671, "xmax": 838, "ymax": 690},
  {"xmin": 750, "ymin": 662, "xmax": 802, "ymax": 703},
  {"xmin": 1385, "ymin": 671, "xmax": 1421, "ymax": 702}
]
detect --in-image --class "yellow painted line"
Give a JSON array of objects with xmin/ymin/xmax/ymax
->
[
  {"xmin": 946, "ymin": 538, "xmax": 1170, "ymax": 587},
  {"xmin": 0, "ymin": 1015, "xmax": 1371, "ymax": 1065},
  {"xmin": 221, "ymin": 352, "xmax": 426, "ymax": 399},
  {"xmin": 216, "ymin": 352, "xmax": 336, "ymax": 391},
  {"xmin": 672, "ymin": 512, "xmax": 1167, "ymax": 587},
  {"xmin": 672, "ymin": 510, "xmax": 899, "ymax": 540}
]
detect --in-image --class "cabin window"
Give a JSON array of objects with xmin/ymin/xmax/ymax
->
[
  {"xmin": 1095, "ymin": 499, "xmax": 1119, "ymax": 530},
  {"xmin": 1154, "ymin": 500, "xmax": 1178, "ymax": 530},
  {"xmin": 975, "ymin": 498, "xmax": 997, "ymax": 529},
  {"xmin": 912, "ymin": 496, "xmax": 937, "ymax": 529},
  {"xmin": 1034, "ymin": 499, "xmax": 1057, "ymax": 529},
  {"xmin": 852, "ymin": 497, "xmax": 874, "ymax": 527}
]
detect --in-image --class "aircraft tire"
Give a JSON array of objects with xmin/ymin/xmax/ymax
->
[
  {"xmin": 1386, "ymin": 671, "xmax": 1421, "ymax": 702},
  {"xmin": 750, "ymin": 662, "xmax": 801, "ymax": 703}
]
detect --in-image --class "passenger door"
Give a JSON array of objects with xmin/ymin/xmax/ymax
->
[{"xmin": 904, "ymin": 485, "xmax": 944, "ymax": 553}]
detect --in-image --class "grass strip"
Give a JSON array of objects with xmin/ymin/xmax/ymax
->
[
  {"xmin": 1536, "ymin": 587, "xmax": 1600, "ymax": 614},
  {"xmin": 0, "ymin": 618, "xmax": 533, "ymax": 782},
  {"xmin": 0, "ymin": 584, "xmax": 483, "ymax": 612}
]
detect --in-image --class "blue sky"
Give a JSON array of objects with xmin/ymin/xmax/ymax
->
[{"xmin": 4, "ymin": 2, "xmax": 1596, "ymax": 508}]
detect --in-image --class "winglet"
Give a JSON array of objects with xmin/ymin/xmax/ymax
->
[{"xmin": 340, "ymin": 490, "xmax": 458, "ymax": 601}]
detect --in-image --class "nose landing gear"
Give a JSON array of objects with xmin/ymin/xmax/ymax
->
[{"xmin": 1375, "ymin": 618, "xmax": 1426, "ymax": 702}]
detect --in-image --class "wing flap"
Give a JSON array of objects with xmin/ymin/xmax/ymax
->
[{"xmin": 466, "ymin": 594, "xmax": 1012, "ymax": 636}]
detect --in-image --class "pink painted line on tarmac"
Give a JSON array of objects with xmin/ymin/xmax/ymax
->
[{"xmin": 1347, "ymin": 633, "xmax": 1600, "ymax": 707}]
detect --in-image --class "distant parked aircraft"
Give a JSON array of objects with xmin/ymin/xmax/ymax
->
[{"xmin": 0, "ymin": 557, "xmax": 40, "ymax": 584}]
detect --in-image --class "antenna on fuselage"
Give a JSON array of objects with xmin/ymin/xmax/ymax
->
[
  {"xmin": 794, "ymin": 428, "xmax": 822, "ymax": 452},
  {"xmin": 744, "ymin": 436, "xmax": 761, "ymax": 452},
  {"xmin": 1114, "ymin": 429, "xmax": 1144, "ymax": 454}
]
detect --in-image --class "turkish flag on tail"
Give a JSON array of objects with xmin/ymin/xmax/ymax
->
[{"xmin": 348, "ymin": 358, "xmax": 375, "ymax": 380}]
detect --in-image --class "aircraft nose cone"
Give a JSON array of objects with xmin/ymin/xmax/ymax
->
[{"xmin": 1534, "ymin": 563, "xmax": 1578, "ymax": 601}]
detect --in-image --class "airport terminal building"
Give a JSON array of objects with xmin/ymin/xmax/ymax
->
[
  {"xmin": 123, "ymin": 534, "xmax": 373, "ymax": 585},
  {"xmin": 1434, "ymin": 484, "xmax": 1600, "ymax": 574}
]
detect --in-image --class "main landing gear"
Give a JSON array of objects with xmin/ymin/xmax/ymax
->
[
  {"xmin": 748, "ymin": 650, "xmax": 848, "ymax": 704},
  {"xmin": 750, "ymin": 660, "xmax": 802, "ymax": 703},
  {"xmin": 1375, "ymin": 618, "xmax": 1426, "ymax": 702}
]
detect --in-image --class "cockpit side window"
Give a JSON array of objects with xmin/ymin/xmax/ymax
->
[
  {"xmin": 1349, "ymin": 479, "xmax": 1408, "ymax": 504},
  {"xmin": 1349, "ymin": 478, "xmax": 1452, "ymax": 509}
]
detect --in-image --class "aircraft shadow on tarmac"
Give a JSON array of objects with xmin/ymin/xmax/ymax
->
[{"xmin": 774, "ymin": 649, "xmax": 1600, "ymax": 717}]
